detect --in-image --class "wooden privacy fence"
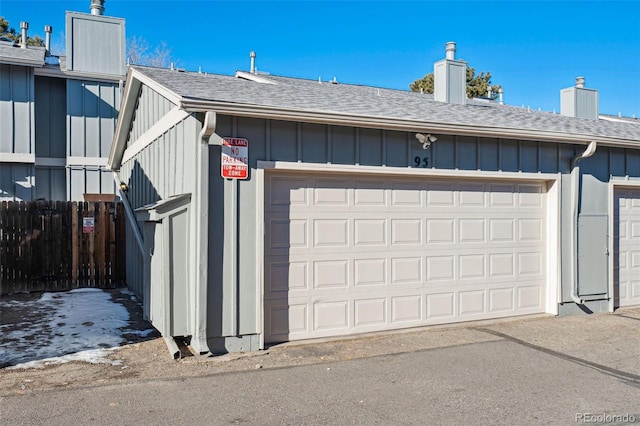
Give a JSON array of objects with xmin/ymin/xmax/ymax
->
[{"xmin": 0, "ymin": 201, "xmax": 126, "ymax": 294}]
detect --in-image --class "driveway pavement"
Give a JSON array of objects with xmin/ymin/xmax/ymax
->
[{"xmin": 1, "ymin": 288, "xmax": 639, "ymax": 424}]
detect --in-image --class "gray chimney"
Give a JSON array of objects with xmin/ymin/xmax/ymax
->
[
  {"xmin": 434, "ymin": 41, "xmax": 467, "ymax": 105},
  {"xmin": 90, "ymin": 0, "xmax": 105, "ymax": 15},
  {"xmin": 560, "ymin": 76, "xmax": 598, "ymax": 120},
  {"xmin": 20, "ymin": 21, "xmax": 28, "ymax": 48},
  {"xmin": 44, "ymin": 25, "xmax": 52, "ymax": 52}
]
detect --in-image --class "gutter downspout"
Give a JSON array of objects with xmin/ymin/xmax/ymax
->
[
  {"xmin": 190, "ymin": 111, "xmax": 217, "ymax": 354},
  {"xmin": 570, "ymin": 141, "xmax": 597, "ymax": 305},
  {"xmin": 112, "ymin": 172, "xmax": 144, "ymax": 255}
]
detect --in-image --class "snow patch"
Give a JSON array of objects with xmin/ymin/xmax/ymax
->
[{"xmin": 1, "ymin": 289, "xmax": 141, "ymax": 369}]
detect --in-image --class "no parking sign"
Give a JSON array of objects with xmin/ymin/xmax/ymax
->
[{"xmin": 221, "ymin": 138, "xmax": 248, "ymax": 179}]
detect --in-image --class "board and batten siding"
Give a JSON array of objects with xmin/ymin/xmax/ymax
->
[
  {"xmin": 119, "ymin": 111, "xmax": 200, "ymax": 296},
  {"xmin": 67, "ymin": 80, "xmax": 120, "ymax": 158},
  {"xmin": 35, "ymin": 76, "xmax": 66, "ymax": 159},
  {"xmin": 0, "ymin": 64, "xmax": 34, "ymax": 155},
  {"xmin": 208, "ymin": 115, "xmax": 640, "ymax": 340},
  {"xmin": 0, "ymin": 164, "xmax": 34, "ymax": 201},
  {"xmin": 127, "ymin": 85, "xmax": 175, "ymax": 147},
  {"xmin": 65, "ymin": 80, "xmax": 121, "ymax": 200}
]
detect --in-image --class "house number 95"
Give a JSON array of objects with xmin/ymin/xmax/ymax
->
[{"xmin": 414, "ymin": 156, "xmax": 429, "ymax": 167}]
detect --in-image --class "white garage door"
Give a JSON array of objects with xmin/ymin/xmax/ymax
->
[
  {"xmin": 615, "ymin": 188, "xmax": 640, "ymax": 308},
  {"xmin": 264, "ymin": 172, "xmax": 548, "ymax": 343}
]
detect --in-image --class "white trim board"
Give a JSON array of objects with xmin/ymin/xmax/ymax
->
[
  {"xmin": 0, "ymin": 153, "xmax": 36, "ymax": 164},
  {"xmin": 608, "ymin": 179, "xmax": 640, "ymax": 312},
  {"xmin": 258, "ymin": 160, "xmax": 556, "ymax": 181},
  {"xmin": 121, "ymin": 108, "xmax": 191, "ymax": 165},
  {"xmin": 256, "ymin": 162, "xmax": 562, "ymax": 343}
]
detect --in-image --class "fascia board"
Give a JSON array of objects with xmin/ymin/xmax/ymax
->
[
  {"xmin": 179, "ymin": 99, "xmax": 640, "ymax": 149},
  {"xmin": 0, "ymin": 57, "xmax": 44, "ymax": 67},
  {"xmin": 109, "ymin": 68, "xmax": 185, "ymax": 170},
  {"xmin": 108, "ymin": 68, "xmax": 141, "ymax": 170},
  {"xmin": 34, "ymin": 67, "xmax": 123, "ymax": 82}
]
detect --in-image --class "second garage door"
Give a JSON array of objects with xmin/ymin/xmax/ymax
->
[
  {"xmin": 264, "ymin": 172, "xmax": 548, "ymax": 343},
  {"xmin": 614, "ymin": 188, "xmax": 640, "ymax": 308}
]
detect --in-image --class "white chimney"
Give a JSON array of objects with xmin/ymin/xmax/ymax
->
[
  {"xmin": 434, "ymin": 41, "xmax": 467, "ymax": 105},
  {"xmin": 560, "ymin": 76, "xmax": 598, "ymax": 120},
  {"xmin": 20, "ymin": 21, "xmax": 28, "ymax": 48},
  {"xmin": 90, "ymin": 0, "xmax": 105, "ymax": 15},
  {"xmin": 44, "ymin": 25, "xmax": 52, "ymax": 52}
]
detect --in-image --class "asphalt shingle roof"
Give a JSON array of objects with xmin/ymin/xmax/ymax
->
[
  {"xmin": 0, "ymin": 43, "xmax": 45, "ymax": 66},
  {"xmin": 133, "ymin": 66, "xmax": 640, "ymax": 144}
]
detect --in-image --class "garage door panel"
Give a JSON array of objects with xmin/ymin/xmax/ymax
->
[
  {"xmin": 426, "ymin": 293, "xmax": 456, "ymax": 319},
  {"xmin": 459, "ymin": 290, "xmax": 486, "ymax": 316},
  {"xmin": 614, "ymin": 189, "xmax": 640, "ymax": 307},
  {"xmin": 265, "ymin": 173, "xmax": 549, "ymax": 342},
  {"xmin": 354, "ymin": 298, "xmax": 387, "ymax": 327}
]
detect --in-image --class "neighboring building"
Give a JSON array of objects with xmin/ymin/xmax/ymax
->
[
  {"xmin": 0, "ymin": 0, "xmax": 125, "ymax": 201},
  {"xmin": 109, "ymin": 43, "xmax": 640, "ymax": 355}
]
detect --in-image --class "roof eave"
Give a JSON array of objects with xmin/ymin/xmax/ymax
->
[
  {"xmin": 108, "ymin": 67, "xmax": 183, "ymax": 170},
  {"xmin": 0, "ymin": 57, "xmax": 44, "ymax": 67},
  {"xmin": 179, "ymin": 98, "xmax": 640, "ymax": 149}
]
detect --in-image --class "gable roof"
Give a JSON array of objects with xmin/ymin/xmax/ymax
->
[{"xmin": 110, "ymin": 65, "xmax": 640, "ymax": 169}]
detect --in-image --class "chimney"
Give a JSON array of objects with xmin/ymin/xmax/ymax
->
[
  {"xmin": 433, "ymin": 41, "xmax": 467, "ymax": 105},
  {"xmin": 250, "ymin": 51, "xmax": 256, "ymax": 74},
  {"xmin": 560, "ymin": 76, "xmax": 599, "ymax": 120},
  {"xmin": 44, "ymin": 25, "xmax": 52, "ymax": 52},
  {"xmin": 20, "ymin": 21, "xmax": 28, "ymax": 48},
  {"xmin": 90, "ymin": 0, "xmax": 105, "ymax": 15},
  {"xmin": 498, "ymin": 88, "xmax": 504, "ymax": 105}
]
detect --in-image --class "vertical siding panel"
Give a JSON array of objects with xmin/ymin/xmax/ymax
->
[
  {"xmin": 385, "ymin": 130, "xmax": 407, "ymax": 167},
  {"xmin": 478, "ymin": 137, "xmax": 498, "ymax": 171},
  {"xmin": 433, "ymin": 134, "xmax": 455, "ymax": 169},
  {"xmin": 456, "ymin": 136, "xmax": 476, "ymax": 170},
  {"xmin": 34, "ymin": 77, "xmax": 51, "ymax": 157},
  {"xmin": 558, "ymin": 145, "xmax": 574, "ymax": 174},
  {"xmin": 519, "ymin": 140, "xmax": 538, "ymax": 172},
  {"xmin": 539, "ymin": 142, "xmax": 558, "ymax": 173},
  {"xmin": 84, "ymin": 83, "xmax": 100, "ymax": 157},
  {"xmin": 359, "ymin": 128, "xmax": 382, "ymax": 166},
  {"xmin": 609, "ymin": 148, "xmax": 626, "ymax": 177},
  {"xmin": 500, "ymin": 139, "xmax": 519, "ymax": 172},
  {"xmin": 12, "ymin": 67, "xmax": 32, "ymax": 154},
  {"xmin": 68, "ymin": 81, "xmax": 84, "ymax": 157},
  {"xmin": 0, "ymin": 65, "xmax": 14, "ymax": 152},
  {"xmin": 270, "ymin": 120, "xmax": 297, "ymax": 162},
  {"xmin": 626, "ymin": 149, "xmax": 640, "ymax": 177},
  {"xmin": 300, "ymin": 122, "xmax": 327, "ymax": 164},
  {"xmin": 330, "ymin": 126, "xmax": 355, "ymax": 165}
]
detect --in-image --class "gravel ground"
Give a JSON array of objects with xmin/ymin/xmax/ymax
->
[{"xmin": 1, "ymin": 288, "xmax": 639, "ymax": 397}]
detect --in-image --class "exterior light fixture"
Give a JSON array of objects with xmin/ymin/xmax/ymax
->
[{"xmin": 415, "ymin": 133, "xmax": 437, "ymax": 149}]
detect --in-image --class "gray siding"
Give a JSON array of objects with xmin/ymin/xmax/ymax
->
[
  {"xmin": 209, "ymin": 115, "xmax": 640, "ymax": 339},
  {"xmin": 66, "ymin": 13, "xmax": 126, "ymax": 76},
  {"xmin": 120, "ymin": 116, "xmax": 198, "ymax": 210},
  {"xmin": 35, "ymin": 167, "xmax": 66, "ymax": 200},
  {"xmin": 119, "ymin": 114, "xmax": 199, "ymax": 300},
  {"xmin": 35, "ymin": 76, "xmax": 66, "ymax": 158},
  {"xmin": 127, "ymin": 85, "xmax": 175, "ymax": 147},
  {"xmin": 67, "ymin": 80, "xmax": 120, "ymax": 158},
  {"xmin": 0, "ymin": 164, "xmax": 34, "ymax": 201},
  {"xmin": 68, "ymin": 167, "xmax": 115, "ymax": 200},
  {"xmin": 0, "ymin": 64, "xmax": 34, "ymax": 155}
]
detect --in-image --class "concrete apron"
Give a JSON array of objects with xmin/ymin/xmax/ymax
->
[{"xmin": 185, "ymin": 308, "xmax": 640, "ymax": 382}]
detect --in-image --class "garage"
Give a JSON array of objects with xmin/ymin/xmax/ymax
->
[
  {"xmin": 264, "ymin": 171, "xmax": 549, "ymax": 343},
  {"xmin": 614, "ymin": 188, "xmax": 640, "ymax": 308}
]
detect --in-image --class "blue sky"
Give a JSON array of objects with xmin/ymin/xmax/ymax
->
[{"xmin": 2, "ymin": 1, "xmax": 639, "ymax": 116}]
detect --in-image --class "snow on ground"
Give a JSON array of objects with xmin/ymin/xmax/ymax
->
[{"xmin": 0, "ymin": 288, "xmax": 153, "ymax": 369}]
